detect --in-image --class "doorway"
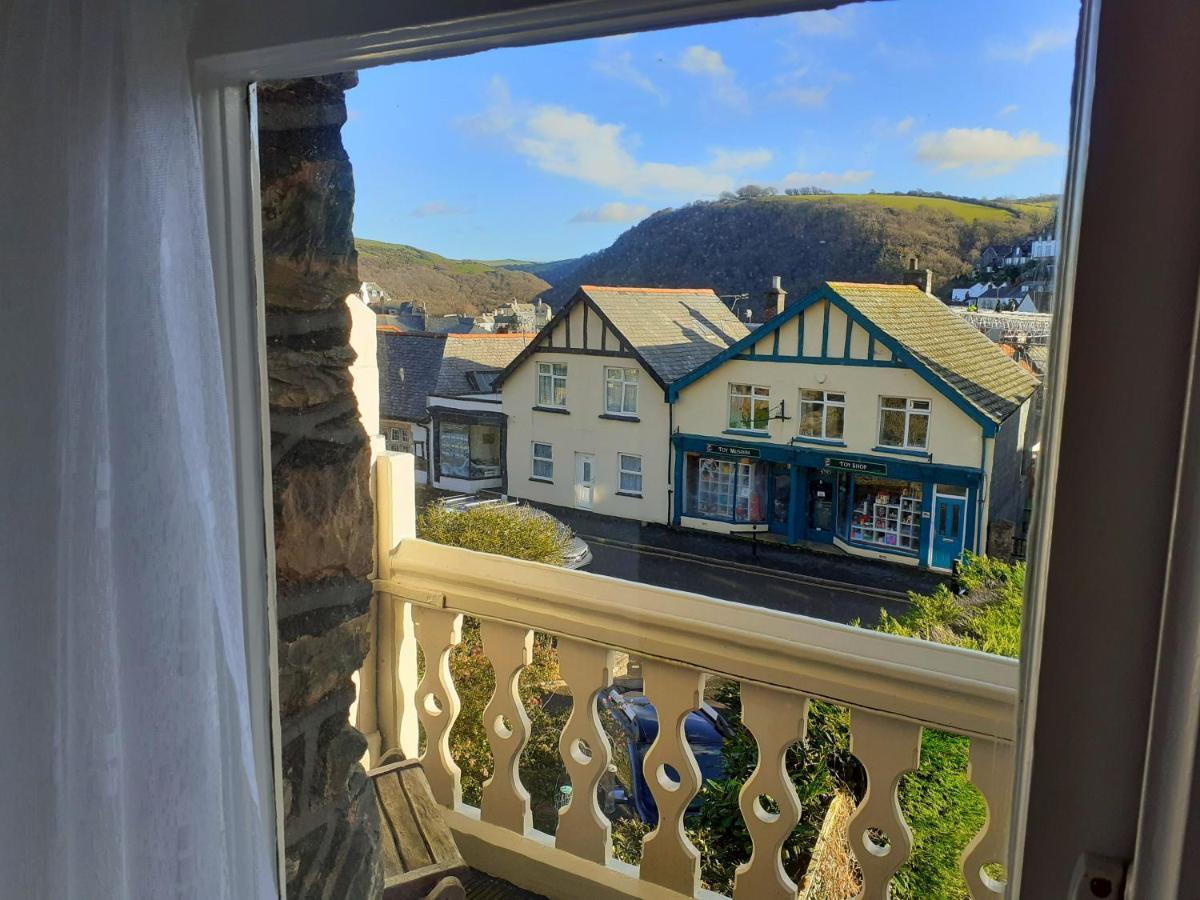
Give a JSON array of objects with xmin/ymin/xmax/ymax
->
[
  {"xmin": 932, "ymin": 493, "xmax": 967, "ymax": 571},
  {"xmin": 574, "ymin": 452, "xmax": 595, "ymax": 509},
  {"xmin": 769, "ymin": 463, "xmax": 792, "ymax": 536},
  {"xmin": 807, "ymin": 475, "xmax": 835, "ymax": 542}
]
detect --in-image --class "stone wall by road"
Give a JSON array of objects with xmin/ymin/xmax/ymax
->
[{"xmin": 259, "ymin": 74, "xmax": 382, "ymax": 900}]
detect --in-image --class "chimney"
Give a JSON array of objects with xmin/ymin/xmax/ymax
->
[
  {"xmin": 764, "ymin": 275, "xmax": 787, "ymax": 320},
  {"xmin": 905, "ymin": 255, "xmax": 933, "ymax": 295}
]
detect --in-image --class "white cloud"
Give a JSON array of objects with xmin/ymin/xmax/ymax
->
[
  {"xmin": 570, "ymin": 202, "xmax": 651, "ymax": 224},
  {"xmin": 464, "ymin": 82, "xmax": 771, "ymax": 197},
  {"xmin": 894, "ymin": 116, "xmax": 916, "ymax": 135},
  {"xmin": 677, "ymin": 45, "xmax": 748, "ymax": 110},
  {"xmin": 709, "ymin": 147, "xmax": 773, "ymax": 172},
  {"xmin": 777, "ymin": 85, "xmax": 831, "ymax": 108},
  {"xmin": 782, "ymin": 169, "xmax": 873, "ymax": 190},
  {"xmin": 412, "ymin": 201, "xmax": 468, "ymax": 218},
  {"xmin": 792, "ymin": 8, "xmax": 856, "ymax": 37},
  {"xmin": 998, "ymin": 104, "xmax": 1019, "ymax": 118},
  {"xmin": 988, "ymin": 27, "xmax": 1075, "ymax": 63},
  {"xmin": 915, "ymin": 127, "xmax": 1060, "ymax": 176},
  {"xmin": 679, "ymin": 44, "xmax": 730, "ymax": 77},
  {"xmin": 593, "ymin": 49, "xmax": 666, "ymax": 103},
  {"xmin": 457, "ymin": 75, "xmax": 518, "ymax": 136}
]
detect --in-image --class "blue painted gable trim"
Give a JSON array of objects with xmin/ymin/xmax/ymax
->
[{"xmin": 667, "ymin": 284, "xmax": 999, "ymax": 435}]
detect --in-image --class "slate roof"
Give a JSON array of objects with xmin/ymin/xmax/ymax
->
[
  {"xmin": 825, "ymin": 282, "xmax": 1039, "ymax": 423},
  {"xmin": 580, "ymin": 286, "xmax": 750, "ymax": 385},
  {"xmin": 377, "ymin": 331, "xmax": 447, "ymax": 421},
  {"xmin": 432, "ymin": 333, "xmax": 535, "ymax": 396}
]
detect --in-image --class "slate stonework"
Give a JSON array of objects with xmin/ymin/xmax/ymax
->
[{"xmin": 259, "ymin": 73, "xmax": 383, "ymax": 900}]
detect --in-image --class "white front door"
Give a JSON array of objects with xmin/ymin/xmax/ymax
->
[{"xmin": 574, "ymin": 452, "xmax": 595, "ymax": 509}]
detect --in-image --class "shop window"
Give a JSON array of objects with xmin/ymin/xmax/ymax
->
[
  {"xmin": 618, "ymin": 453, "xmax": 643, "ymax": 496},
  {"xmin": 685, "ymin": 454, "xmax": 766, "ymax": 522},
  {"xmin": 878, "ymin": 397, "xmax": 930, "ymax": 449},
  {"xmin": 537, "ymin": 362, "xmax": 568, "ymax": 407},
  {"xmin": 605, "ymin": 367, "xmax": 639, "ymax": 415},
  {"xmin": 439, "ymin": 421, "xmax": 502, "ymax": 479},
  {"xmin": 532, "ymin": 441, "xmax": 554, "ymax": 481},
  {"xmin": 799, "ymin": 389, "xmax": 845, "ymax": 440},
  {"xmin": 850, "ymin": 476, "xmax": 922, "ymax": 552},
  {"xmin": 729, "ymin": 383, "xmax": 770, "ymax": 431}
]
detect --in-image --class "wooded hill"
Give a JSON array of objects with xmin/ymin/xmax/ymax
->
[
  {"xmin": 355, "ymin": 238, "xmax": 550, "ymax": 316},
  {"xmin": 534, "ymin": 193, "xmax": 1055, "ymax": 309}
]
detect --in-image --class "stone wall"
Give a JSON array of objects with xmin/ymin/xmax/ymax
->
[{"xmin": 258, "ymin": 74, "xmax": 382, "ymax": 900}]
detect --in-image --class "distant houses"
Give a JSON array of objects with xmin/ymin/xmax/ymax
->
[
  {"xmin": 378, "ymin": 330, "xmax": 533, "ymax": 490},
  {"xmin": 375, "ymin": 275, "xmax": 1038, "ymax": 570}
]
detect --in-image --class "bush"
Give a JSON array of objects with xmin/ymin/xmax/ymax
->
[{"xmin": 417, "ymin": 500, "xmax": 573, "ymax": 565}]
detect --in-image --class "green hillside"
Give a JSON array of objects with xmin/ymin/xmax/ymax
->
[
  {"xmin": 776, "ymin": 193, "xmax": 1023, "ymax": 223},
  {"xmin": 538, "ymin": 193, "xmax": 1056, "ymax": 308},
  {"xmin": 355, "ymin": 238, "xmax": 551, "ymax": 315}
]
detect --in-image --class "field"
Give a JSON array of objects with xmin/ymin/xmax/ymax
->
[{"xmin": 772, "ymin": 193, "xmax": 1039, "ymax": 224}]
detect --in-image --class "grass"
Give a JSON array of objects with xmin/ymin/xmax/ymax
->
[
  {"xmin": 354, "ymin": 237, "xmax": 499, "ymax": 275},
  {"xmin": 770, "ymin": 193, "xmax": 1024, "ymax": 224}
]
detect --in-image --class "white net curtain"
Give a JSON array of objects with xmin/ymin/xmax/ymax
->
[{"xmin": 0, "ymin": 1, "xmax": 276, "ymax": 897}]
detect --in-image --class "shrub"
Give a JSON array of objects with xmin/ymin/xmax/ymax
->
[{"xmin": 417, "ymin": 500, "xmax": 572, "ymax": 565}]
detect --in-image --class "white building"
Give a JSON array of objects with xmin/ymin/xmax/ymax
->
[
  {"xmin": 667, "ymin": 281, "xmax": 1038, "ymax": 570},
  {"xmin": 497, "ymin": 285, "xmax": 748, "ymax": 523}
]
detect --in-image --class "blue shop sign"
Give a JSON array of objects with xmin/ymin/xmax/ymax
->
[
  {"xmin": 705, "ymin": 443, "xmax": 761, "ymax": 459},
  {"xmin": 824, "ymin": 456, "xmax": 888, "ymax": 476}
]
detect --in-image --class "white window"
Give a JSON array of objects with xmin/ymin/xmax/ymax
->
[
  {"xmin": 537, "ymin": 362, "xmax": 567, "ymax": 407},
  {"xmin": 729, "ymin": 383, "xmax": 770, "ymax": 431},
  {"xmin": 618, "ymin": 453, "xmax": 643, "ymax": 495},
  {"xmin": 605, "ymin": 366, "xmax": 639, "ymax": 415},
  {"xmin": 532, "ymin": 442, "xmax": 553, "ymax": 480},
  {"xmin": 878, "ymin": 397, "xmax": 931, "ymax": 449},
  {"xmin": 799, "ymin": 389, "xmax": 845, "ymax": 440},
  {"xmin": 386, "ymin": 425, "xmax": 412, "ymax": 453}
]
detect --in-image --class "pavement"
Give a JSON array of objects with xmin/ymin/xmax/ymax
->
[{"xmin": 526, "ymin": 503, "xmax": 951, "ymax": 627}]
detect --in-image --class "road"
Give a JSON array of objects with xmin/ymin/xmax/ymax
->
[{"xmin": 579, "ymin": 535, "xmax": 912, "ymax": 627}]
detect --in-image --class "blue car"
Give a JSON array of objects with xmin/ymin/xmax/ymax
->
[{"xmin": 599, "ymin": 689, "xmax": 734, "ymax": 826}]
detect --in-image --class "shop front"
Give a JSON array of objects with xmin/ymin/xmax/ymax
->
[
  {"xmin": 428, "ymin": 407, "xmax": 506, "ymax": 492},
  {"xmin": 673, "ymin": 434, "xmax": 982, "ymax": 570}
]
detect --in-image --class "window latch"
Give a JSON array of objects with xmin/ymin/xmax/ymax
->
[{"xmin": 1069, "ymin": 852, "xmax": 1127, "ymax": 899}]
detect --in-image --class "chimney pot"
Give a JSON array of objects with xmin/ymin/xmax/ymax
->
[{"xmin": 764, "ymin": 275, "xmax": 787, "ymax": 321}]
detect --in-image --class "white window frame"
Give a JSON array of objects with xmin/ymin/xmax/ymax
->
[
  {"xmin": 193, "ymin": 1, "xmax": 1135, "ymax": 896},
  {"xmin": 537, "ymin": 361, "xmax": 567, "ymax": 408},
  {"xmin": 799, "ymin": 388, "xmax": 846, "ymax": 440},
  {"xmin": 728, "ymin": 382, "xmax": 770, "ymax": 431},
  {"xmin": 531, "ymin": 441, "xmax": 554, "ymax": 481},
  {"xmin": 617, "ymin": 452, "xmax": 643, "ymax": 496},
  {"xmin": 877, "ymin": 396, "xmax": 931, "ymax": 449},
  {"xmin": 604, "ymin": 366, "xmax": 639, "ymax": 415}
]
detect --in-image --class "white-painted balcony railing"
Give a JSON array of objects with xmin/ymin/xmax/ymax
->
[{"xmin": 358, "ymin": 453, "xmax": 1018, "ymax": 900}]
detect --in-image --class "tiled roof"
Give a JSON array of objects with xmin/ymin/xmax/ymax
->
[
  {"xmin": 377, "ymin": 331, "xmax": 447, "ymax": 421},
  {"xmin": 433, "ymin": 333, "xmax": 535, "ymax": 396},
  {"xmin": 826, "ymin": 282, "xmax": 1039, "ymax": 423},
  {"xmin": 580, "ymin": 286, "xmax": 750, "ymax": 384},
  {"xmin": 1025, "ymin": 345, "xmax": 1050, "ymax": 375}
]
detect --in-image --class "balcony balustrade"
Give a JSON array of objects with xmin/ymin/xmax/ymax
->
[{"xmin": 356, "ymin": 453, "xmax": 1017, "ymax": 899}]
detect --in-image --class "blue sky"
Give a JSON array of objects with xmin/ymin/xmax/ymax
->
[{"xmin": 343, "ymin": 0, "xmax": 1079, "ymax": 262}]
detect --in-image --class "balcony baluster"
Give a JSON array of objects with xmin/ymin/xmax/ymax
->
[
  {"xmin": 638, "ymin": 660, "xmax": 707, "ymax": 897},
  {"xmin": 479, "ymin": 620, "xmax": 534, "ymax": 835},
  {"xmin": 414, "ymin": 606, "xmax": 464, "ymax": 808},
  {"xmin": 732, "ymin": 683, "xmax": 810, "ymax": 900},
  {"xmin": 847, "ymin": 710, "xmax": 923, "ymax": 900},
  {"xmin": 555, "ymin": 638, "xmax": 616, "ymax": 864}
]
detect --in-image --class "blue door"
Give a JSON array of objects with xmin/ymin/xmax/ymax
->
[{"xmin": 932, "ymin": 495, "xmax": 967, "ymax": 570}]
